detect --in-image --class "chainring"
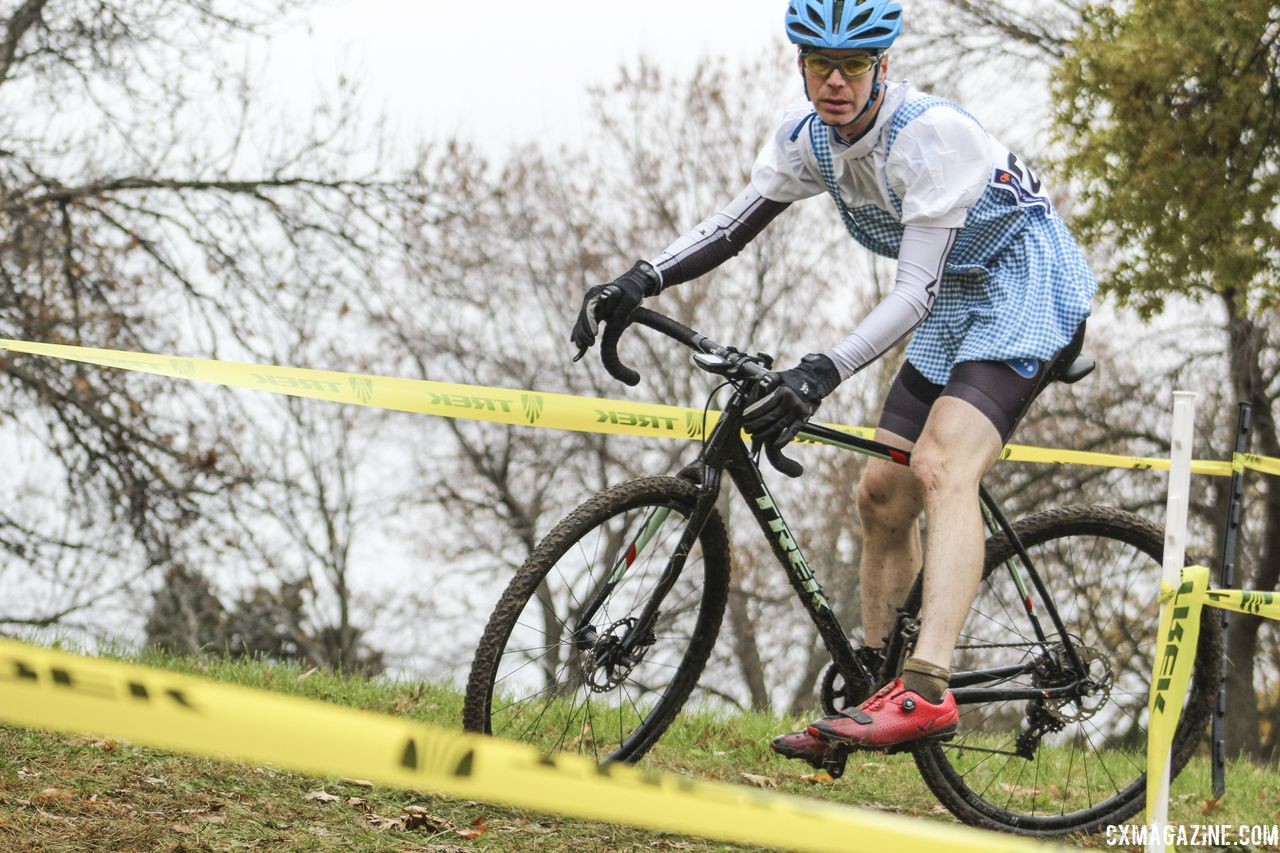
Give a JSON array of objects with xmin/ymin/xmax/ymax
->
[{"xmin": 820, "ymin": 660, "xmax": 875, "ymax": 716}]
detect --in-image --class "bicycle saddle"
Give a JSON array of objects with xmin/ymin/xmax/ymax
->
[{"xmin": 1058, "ymin": 356, "xmax": 1095, "ymax": 385}]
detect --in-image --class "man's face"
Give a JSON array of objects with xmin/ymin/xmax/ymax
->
[{"xmin": 801, "ymin": 49, "xmax": 886, "ymax": 128}]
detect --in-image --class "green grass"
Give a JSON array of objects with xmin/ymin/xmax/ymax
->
[{"xmin": 2, "ymin": 654, "xmax": 1279, "ymax": 851}]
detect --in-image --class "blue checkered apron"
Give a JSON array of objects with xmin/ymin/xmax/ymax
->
[{"xmin": 807, "ymin": 98, "xmax": 1095, "ymax": 385}]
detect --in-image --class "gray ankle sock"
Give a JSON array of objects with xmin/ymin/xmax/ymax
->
[{"xmin": 901, "ymin": 656, "xmax": 950, "ymax": 703}]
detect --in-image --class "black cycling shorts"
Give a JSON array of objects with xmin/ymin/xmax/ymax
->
[{"xmin": 878, "ymin": 323, "xmax": 1086, "ymax": 445}]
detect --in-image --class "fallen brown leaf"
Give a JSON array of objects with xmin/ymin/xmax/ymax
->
[
  {"xmin": 1202, "ymin": 797, "xmax": 1225, "ymax": 816},
  {"xmin": 739, "ymin": 772, "xmax": 778, "ymax": 789},
  {"xmin": 799, "ymin": 770, "xmax": 835, "ymax": 784},
  {"xmin": 338, "ymin": 777, "xmax": 374, "ymax": 788},
  {"xmin": 170, "ymin": 822, "xmax": 196, "ymax": 835},
  {"xmin": 402, "ymin": 806, "xmax": 451, "ymax": 832},
  {"xmin": 296, "ymin": 667, "xmax": 319, "ymax": 683},
  {"xmin": 32, "ymin": 788, "xmax": 76, "ymax": 805},
  {"xmin": 456, "ymin": 816, "xmax": 488, "ymax": 839},
  {"xmin": 304, "ymin": 789, "xmax": 341, "ymax": 804}
]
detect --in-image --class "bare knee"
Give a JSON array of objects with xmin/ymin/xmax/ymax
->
[
  {"xmin": 910, "ymin": 444, "xmax": 979, "ymax": 501},
  {"xmin": 857, "ymin": 460, "xmax": 921, "ymax": 530}
]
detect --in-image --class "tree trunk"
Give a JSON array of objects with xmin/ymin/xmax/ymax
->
[
  {"xmin": 726, "ymin": 580, "xmax": 771, "ymax": 712},
  {"xmin": 1221, "ymin": 295, "xmax": 1280, "ymax": 758}
]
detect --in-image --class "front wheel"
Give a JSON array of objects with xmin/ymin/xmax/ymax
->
[
  {"xmin": 463, "ymin": 475, "xmax": 730, "ymax": 763},
  {"xmin": 911, "ymin": 505, "xmax": 1222, "ymax": 836}
]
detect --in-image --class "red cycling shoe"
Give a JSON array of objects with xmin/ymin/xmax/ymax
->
[
  {"xmin": 806, "ymin": 678, "xmax": 958, "ymax": 749},
  {"xmin": 770, "ymin": 730, "xmax": 830, "ymax": 768}
]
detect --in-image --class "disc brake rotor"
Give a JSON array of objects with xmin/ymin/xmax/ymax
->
[
  {"xmin": 582, "ymin": 617, "xmax": 651, "ymax": 693},
  {"xmin": 1038, "ymin": 643, "xmax": 1114, "ymax": 724}
]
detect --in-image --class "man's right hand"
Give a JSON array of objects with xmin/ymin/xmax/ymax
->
[{"xmin": 570, "ymin": 261, "xmax": 661, "ymax": 353}]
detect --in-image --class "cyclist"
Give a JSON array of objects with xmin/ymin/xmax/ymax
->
[{"xmin": 570, "ymin": 0, "xmax": 1095, "ymax": 763}]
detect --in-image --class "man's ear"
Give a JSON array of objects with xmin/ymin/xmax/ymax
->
[{"xmin": 879, "ymin": 54, "xmax": 890, "ymax": 82}]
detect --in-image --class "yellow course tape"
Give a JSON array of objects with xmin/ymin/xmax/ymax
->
[
  {"xmin": 1236, "ymin": 453, "xmax": 1280, "ymax": 478},
  {"xmin": 0, "ymin": 339, "xmax": 708, "ymax": 440},
  {"xmin": 1203, "ymin": 587, "xmax": 1280, "ymax": 621},
  {"xmin": 0, "ymin": 640, "xmax": 1056, "ymax": 853},
  {"xmin": 0, "ymin": 338, "xmax": 1274, "ymax": 478},
  {"xmin": 997, "ymin": 444, "xmax": 1233, "ymax": 478}
]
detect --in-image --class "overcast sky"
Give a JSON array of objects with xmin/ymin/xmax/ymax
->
[{"xmin": 265, "ymin": 0, "xmax": 790, "ymax": 153}]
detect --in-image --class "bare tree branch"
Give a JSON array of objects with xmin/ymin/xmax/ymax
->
[{"xmin": 0, "ymin": 0, "xmax": 48, "ymax": 86}]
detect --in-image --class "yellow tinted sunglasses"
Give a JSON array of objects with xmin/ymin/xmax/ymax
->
[{"xmin": 801, "ymin": 52, "xmax": 881, "ymax": 79}]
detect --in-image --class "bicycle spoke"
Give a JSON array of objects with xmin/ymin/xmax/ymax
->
[
  {"xmin": 466, "ymin": 477, "xmax": 728, "ymax": 764},
  {"xmin": 914, "ymin": 508, "xmax": 1220, "ymax": 834}
]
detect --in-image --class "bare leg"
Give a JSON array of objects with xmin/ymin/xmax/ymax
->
[
  {"xmin": 856, "ymin": 429, "xmax": 923, "ymax": 647},
  {"xmin": 909, "ymin": 396, "xmax": 1003, "ymax": 666}
]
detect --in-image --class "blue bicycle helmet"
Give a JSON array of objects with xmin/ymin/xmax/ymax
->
[{"xmin": 784, "ymin": 0, "xmax": 903, "ymax": 51}]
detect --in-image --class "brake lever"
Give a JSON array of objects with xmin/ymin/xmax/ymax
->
[
  {"xmin": 765, "ymin": 439, "xmax": 805, "ymax": 478},
  {"xmin": 750, "ymin": 433, "xmax": 805, "ymax": 478}
]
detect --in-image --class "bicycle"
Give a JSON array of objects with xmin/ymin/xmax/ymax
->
[{"xmin": 463, "ymin": 308, "xmax": 1222, "ymax": 836}]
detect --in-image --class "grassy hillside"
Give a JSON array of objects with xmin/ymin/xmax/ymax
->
[{"xmin": 2, "ymin": 654, "xmax": 1278, "ymax": 851}]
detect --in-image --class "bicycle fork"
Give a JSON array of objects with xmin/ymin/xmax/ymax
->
[{"xmin": 571, "ymin": 467, "xmax": 725, "ymax": 669}]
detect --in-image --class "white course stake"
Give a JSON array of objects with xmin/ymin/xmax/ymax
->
[{"xmin": 1148, "ymin": 391, "xmax": 1198, "ymax": 853}]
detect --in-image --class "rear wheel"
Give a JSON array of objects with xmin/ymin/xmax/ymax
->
[
  {"xmin": 463, "ymin": 476, "xmax": 729, "ymax": 762},
  {"xmin": 911, "ymin": 505, "xmax": 1221, "ymax": 835}
]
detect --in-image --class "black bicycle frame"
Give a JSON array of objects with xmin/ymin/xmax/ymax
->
[{"xmin": 577, "ymin": 309, "xmax": 1095, "ymax": 707}]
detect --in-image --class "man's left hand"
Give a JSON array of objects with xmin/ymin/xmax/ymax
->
[{"xmin": 743, "ymin": 353, "xmax": 841, "ymax": 447}]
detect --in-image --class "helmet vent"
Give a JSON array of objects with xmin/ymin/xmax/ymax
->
[{"xmin": 785, "ymin": 0, "xmax": 904, "ymax": 50}]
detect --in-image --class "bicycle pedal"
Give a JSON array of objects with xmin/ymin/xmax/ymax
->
[{"xmin": 820, "ymin": 745, "xmax": 851, "ymax": 779}]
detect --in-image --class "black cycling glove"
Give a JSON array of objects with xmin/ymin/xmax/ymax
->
[
  {"xmin": 743, "ymin": 353, "xmax": 841, "ymax": 447},
  {"xmin": 570, "ymin": 261, "xmax": 662, "ymax": 352}
]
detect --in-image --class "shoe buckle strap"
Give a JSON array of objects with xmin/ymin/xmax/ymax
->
[{"xmin": 840, "ymin": 707, "xmax": 874, "ymax": 725}]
